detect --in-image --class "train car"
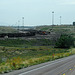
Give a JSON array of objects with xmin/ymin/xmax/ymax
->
[{"xmin": 0, "ymin": 31, "xmax": 35, "ymax": 38}]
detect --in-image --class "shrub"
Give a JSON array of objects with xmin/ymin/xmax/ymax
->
[{"xmin": 55, "ymin": 34, "xmax": 74, "ymax": 48}]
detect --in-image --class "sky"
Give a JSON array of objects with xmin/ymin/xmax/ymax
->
[{"xmin": 0, "ymin": 0, "xmax": 75, "ymax": 26}]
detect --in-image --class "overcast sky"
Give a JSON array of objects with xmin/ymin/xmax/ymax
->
[{"xmin": 0, "ymin": 0, "xmax": 75, "ymax": 26}]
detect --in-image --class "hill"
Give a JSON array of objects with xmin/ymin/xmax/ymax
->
[
  {"xmin": 36, "ymin": 25, "xmax": 75, "ymax": 37},
  {"xmin": 0, "ymin": 26, "xmax": 18, "ymax": 33}
]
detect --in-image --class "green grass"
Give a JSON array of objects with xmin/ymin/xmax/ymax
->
[
  {"xmin": 0, "ymin": 45, "xmax": 74, "ymax": 73},
  {"xmin": 0, "ymin": 25, "xmax": 75, "ymax": 73},
  {"xmin": 36, "ymin": 25, "xmax": 75, "ymax": 35},
  {"xmin": 0, "ymin": 39, "xmax": 55, "ymax": 47},
  {"xmin": 0, "ymin": 26, "xmax": 18, "ymax": 33}
]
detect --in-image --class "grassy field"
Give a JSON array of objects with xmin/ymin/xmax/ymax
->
[
  {"xmin": 0, "ymin": 39, "xmax": 55, "ymax": 47},
  {"xmin": 36, "ymin": 25, "xmax": 74, "ymax": 30},
  {"xmin": 0, "ymin": 45, "xmax": 74, "ymax": 73},
  {"xmin": 0, "ymin": 26, "xmax": 18, "ymax": 33},
  {"xmin": 36, "ymin": 25, "xmax": 75, "ymax": 36},
  {"xmin": 0, "ymin": 25, "xmax": 75, "ymax": 73}
]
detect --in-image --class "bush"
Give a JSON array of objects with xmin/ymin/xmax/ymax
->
[{"xmin": 55, "ymin": 34, "xmax": 74, "ymax": 48}]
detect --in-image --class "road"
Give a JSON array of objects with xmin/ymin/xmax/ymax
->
[{"xmin": 1, "ymin": 55, "xmax": 75, "ymax": 75}]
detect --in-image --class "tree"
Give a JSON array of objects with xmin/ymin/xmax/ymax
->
[{"xmin": 55, "ymin": 34, "xmax": 74, "ymax": 48}]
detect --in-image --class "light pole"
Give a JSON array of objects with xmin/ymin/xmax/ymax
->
[
  {"xmin": 22, "ymin": 17, "xmax": 24, "ymax": 30},
  {"xmin": 52, "ymin": 11, "xmax": 54, "ymax": 30},
  {"xmin": 52, "ymin": 11, "xmax": 54, "ymax": 25},
  {"xmin": 18, "ymin": 20, "xmax": 20, "ymax": 32},
  {"xmin": 60, "ymin": 16, "xmax": 61, "ymax": 25}
]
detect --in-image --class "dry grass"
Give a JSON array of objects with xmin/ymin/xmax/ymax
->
[{"xmin": 0, "ymin": 48, "xmax": 74, "ymax": 73}]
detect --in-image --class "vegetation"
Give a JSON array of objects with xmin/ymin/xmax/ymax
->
[
  {"xmin": 0, "ymin": 39, "xmax": 55, "ymax": 47},
  {"xmin": 55, "ymin": 34, "xmax": 74, "ymax": 48},
  {"xmin": 36, "ymin": 25, "xmax": 75, "ymax": 36},
  {"xmin": 0, "ymin": 26, "xmax": 18, "ymax": 33},
  {"xmin": 0, "ymin": 25, "xmax": 75, "ymax": 74},
  {"xmin": 0, "ymin": 46, "xmax": 74, "ymax": 73}
]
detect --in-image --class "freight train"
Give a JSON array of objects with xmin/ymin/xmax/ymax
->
[
  {"xmin": 0, "ymin": 30, "xmax": 50, "ymax": 38},
  {"xmin": 0, "ymin": 32, "xmax": 35, "ymax": 38}
]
